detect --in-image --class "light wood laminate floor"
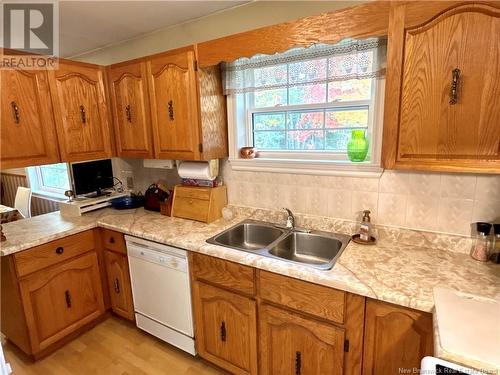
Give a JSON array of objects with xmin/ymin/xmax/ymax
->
[{"xmin": 4, "ymin": 317, "xmax": 224, "ymax": 375}]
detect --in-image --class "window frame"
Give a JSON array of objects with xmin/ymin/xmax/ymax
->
[
  {"xmin": 227, "ymin": 77, "xmax": 385, "ymax": 177},
  {"xmin": 26, "ymin": 163, "xmax": 71, "ymax": 199}
]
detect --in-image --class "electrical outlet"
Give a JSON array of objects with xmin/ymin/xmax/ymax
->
[{"xmin": 126, "ymin": 176, "xmax": 134, "ymax": 189}]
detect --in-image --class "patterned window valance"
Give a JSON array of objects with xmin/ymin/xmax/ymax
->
[{"xmin": 222, "ymin": 37, "xmax": 387, "ymax": 95}]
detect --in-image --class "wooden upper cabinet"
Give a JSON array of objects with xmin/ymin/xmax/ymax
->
[
  {"xmin": 362, "ymin": 300, "xmax": 433, "ymax": 375},
  {"xmin": 1, "ymin": 68, "xmax": 60, "ymax": 168},
  {"xmin": 108, "ymin": 61, "xmax": 154, "ymax": 158},
  {"xmin": 382, "ymin": 3, "xmax": 500, "ymax": 173},
  {"xmin": 48, "ymin": 61, "xmax": 113, "ymax": 162},
  {"xmin": 147, "ymin": 48, "xmax": 200, "ymax": 160},
  {"xmin": 259, "ymin": 304, "xmax": 345, "ymax": 375},
  {"xmin": 145, "ymin": 46, "xmax": 228, "ymax": 161}
]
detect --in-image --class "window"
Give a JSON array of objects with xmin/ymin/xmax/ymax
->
[
  {"xmin": 27, "ymin": 163, "xmax": 71, "ymax": 198},
  {"xmin": 224, "ymin": 38, "xmax": 387, "ymax": 175}
]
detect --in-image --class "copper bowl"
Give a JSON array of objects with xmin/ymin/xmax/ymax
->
[{"xmin": 240, "ymin": 147, "xmax": 257, "ymax": 159}]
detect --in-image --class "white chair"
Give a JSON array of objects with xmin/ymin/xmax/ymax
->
[{"xmin": 14, "ymin": 187, "xmax": 32, "ymax": 219}]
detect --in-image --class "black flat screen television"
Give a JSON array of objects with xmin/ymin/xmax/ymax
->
[{"xmin": 71, "ymin": 159, "xmax": 114, "ymax": 197}]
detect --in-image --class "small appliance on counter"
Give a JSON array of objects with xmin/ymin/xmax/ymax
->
[{"xmin": 144, "ymin": 184, "xmax": 170, "ymax": 212}]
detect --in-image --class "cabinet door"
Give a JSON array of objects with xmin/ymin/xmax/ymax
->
[
  {"xmin": 384, "ymin": 3, "xmax": 500, "ymax": 173},
  {"xmin": 1, "ymin": 69, "xmax": 60, "ymax": 168},
  {"xmin": 259, "ymin": 304, "xmax": 345, "ymax": 375},
  {"xmin": 104, "ymin": 250, "xmax": 134, "ymax": 321},
  {"xmin": 19, "ymin": 252, "xmax": 105, "ymax": 353},
  {"xmin": 109, "ymin": 61, "xmax": 154, "ymax": 158},
  {"xmin": 147, "ymin": 48, "xmax": 201, "ymax": 160},
  {"xmin": 48, "ymin": 61, "xmax": 112, "ymax": 162},
  {"xmin": 193, "ymin": 282, "xmax": 257, "ymax": 375},
  {"xmin": 362, "ymin": 300, "xmax": 433, "ymax": 375}
]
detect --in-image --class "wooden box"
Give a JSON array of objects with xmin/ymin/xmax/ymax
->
[{"xmin": 171, "ymin": 185, "xmax": 227, "ymax": 223}]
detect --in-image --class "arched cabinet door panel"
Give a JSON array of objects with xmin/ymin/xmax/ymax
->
[
  {"xmin": 1, "ymin": 68, "xmax": 60, "ymax": 168},
  {"xmin": 259, "ymin": 304, "xmax": 345, "ymax": 375},
  {"xmin": 108, "ymin": 61, "xmax": 154, "ymax": 158},
  {"xmin": 48, "ymin": 61, "xmax": 113, "ymax": 162},
  {"xmin": 147, "ymin": 49, "xmax": 200, "ymax": 160},
  {"xmin": 362, "ymin": 299, "xmax": 433, "ymax": 375},
  {"xmin": 383, "ymin": 3, "xmax": 500, "ymax": 173}
]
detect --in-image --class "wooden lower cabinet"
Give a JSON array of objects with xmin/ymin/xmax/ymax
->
[
  {"xmin": 362, "ymin": 299, "xmax": 434, "ymax": 375},
  {"xmin": 19, "ymin": 251, "xmax": 105, "ymax": 354},
  {"xmin": 104, "ymin": 249, "xmax": 134, "ymax": 321},
  {"xmin": 259, "ymin": 304, "xmax": 345, "ymax": 375},
  {"xmin": 193, "ymin": 282, "xmax": 258, "ymax": 375}
]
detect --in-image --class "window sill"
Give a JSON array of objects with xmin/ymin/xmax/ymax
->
[
  {"xmin": 228, "ymin": 157, "xmax": 384, "ymax": 177},
  {"xmin": 32, "ymin": 191, "xmax": 67, "ymax": 202}
]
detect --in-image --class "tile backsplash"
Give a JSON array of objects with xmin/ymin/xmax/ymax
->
[{"xmin": 222, "ymin": 161, "xmax": 500, "ymax": 236}]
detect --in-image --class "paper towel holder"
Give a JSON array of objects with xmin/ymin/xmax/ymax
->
[{"xmin": 177, "ymin": 159, "xmax": 219, "ymax": 180}]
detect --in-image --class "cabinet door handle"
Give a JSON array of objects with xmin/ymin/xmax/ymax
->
[
  {"xmin": 220, "ymin": 320, "xmax": 226, "ymax": 342},
  {"xmin": 11, "ymin": 101, "xmax": 20, "ymax": 124},
  {"xmin": 55, "ymin": 246, "xmax": 64, "ymax": 255},
  {"xmin": 295, "ymin": 351, "xmax": 302, "ymax": 375},
  {"xmin": 167, "ymin": 100, "xmax": 174, "ymax": 121},
  {"xmin": 109, "ymin": 236, "xmax": 115, "ymax": 244},
  {"xmin": 449, "ymin": 68, "xmax": 460, "ymax": 105},
  {"xmin": 65, "ymin": 290, "xmax": 72, "ymax": 308},
  {"xmin": 79, "ymin": 105, "xmax": 86, "ymax": 124},
  {"xmin": 114, "ymin": 278, "xmax": 120, "ymax": 294},
  {"xmin": 125, "ymin": 104, "xmax": 132, "ymax": 123}
]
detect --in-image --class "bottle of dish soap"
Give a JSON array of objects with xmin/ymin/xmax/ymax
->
[{"xmin": 359, "ymin": 210, "xmax": 372, "ymax": 242}]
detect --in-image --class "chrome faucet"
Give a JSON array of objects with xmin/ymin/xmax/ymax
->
[{"xmin": 283, "ymin": 208, "xmax": 295, "ymax": 230}]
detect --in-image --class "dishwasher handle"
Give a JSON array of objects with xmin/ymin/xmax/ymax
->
[{"xmin": 127, "ymin": 244, "xmax": 188, "ymax": 273}]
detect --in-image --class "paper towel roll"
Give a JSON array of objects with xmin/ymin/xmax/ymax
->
[{"xmin": 178, "ymin": 160, "xmax": 218, "ymax": 181}]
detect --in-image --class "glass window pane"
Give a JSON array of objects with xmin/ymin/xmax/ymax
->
[
  {"xmin": 289, "ymin": 84, "xmax": 326, "ymax": 105},
  {"xmin": 253, "ymin": 131, "xmax": 286, "ymax": 150},
  {"xmin": 325, "ymin": 108, "xmax": 369, "ymax": 128},
  {"xmin": 326, "ymin": 129, "xmax": 367, "ymax": 151},
  {"xmin": 327, "ymin": 79, "xmax": 372, "ymax": 102},
  {"xmin": 289, "ymin": 59, "xmax": 327, "ymax": 84},
  {"xmin": 287, "ymin": 111, "xmax": 323, "ymax": 130},
  {"xmin": 287, "ymin": 130, "xmax": 324, "ymax": 150},
  {"xmin": 254, "ymin": 88, "xmax": 287, "ymax": 108},
  {"xmin": 253, "ymin": 65, "xmax": 288, "ymax": 88},
  {"xmin": 39, "ymin": 163, "xmax": 70, "ymax": 190},
  {"xmin": 253, "ymin": 112, "xmax": 286, "ymax": 131}
]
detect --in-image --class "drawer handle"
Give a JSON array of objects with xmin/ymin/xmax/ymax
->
[
  {"xmin": 295, "ymin": 351, "xmax": 301, "ymax": 375},
  {"xmin": 55, "ymin": 246, "xmax": 64, "ymax": 255},
  {"xmin": 449, "ymin": 68, "xmax": 460, "ymax": 105},
  {"xmin": 220, "ymin": 320, "xmax": 226, "ymax": 342},
  {"xmin": 114, "ymin": 278, "xmax": 120, "ymax": 294},
  {"xmin": 109, "ymin": 236, "xmax": 115, "ymax": 244},
  {"xmin": 65, "ymin": 290, "xmax": 71, "ymax": 308},
  {"xmin": 11, "ymin": 101, "xmax": 20, "ymax": 124}
]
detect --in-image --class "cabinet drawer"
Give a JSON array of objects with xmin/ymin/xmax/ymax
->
[
  {"xmin": 175, "ymin": 186, "xmax": 211, "ymax": 200},
  {"xmin": 173, "ymin": 197, "xmax": 210, "ymax": 222},
  {"xmin": 191, "ymin": 253, "xmax": 255, "ymax": 295},
  {"xmin": 101, "ymin": 228, "xmax": 126, "ymax": 255},
  {"xmin": 14, "ymin": 230, "xmax": 96, "ymax": 278},
  {"xmin": 259, "ymin": 270, "xmax": 345, "ymax": 324}
]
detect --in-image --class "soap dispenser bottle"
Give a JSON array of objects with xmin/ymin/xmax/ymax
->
[{"xmin": 359, "ymin": 210, "xmax": 372, "ymax": 241}]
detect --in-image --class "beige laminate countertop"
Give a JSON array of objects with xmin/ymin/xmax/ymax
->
[{"xmin": 2, "ymin": 207, "xmax": 498, "ymax": 315}]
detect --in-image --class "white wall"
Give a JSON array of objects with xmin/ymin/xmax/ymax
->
[{"xmin": 72, "ymin": 1, "xmax": 364, "ymax": 65}]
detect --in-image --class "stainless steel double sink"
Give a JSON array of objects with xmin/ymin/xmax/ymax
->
[{"xmin": 206, "ymin": 220, "xmax": 350, "ymax": 270}]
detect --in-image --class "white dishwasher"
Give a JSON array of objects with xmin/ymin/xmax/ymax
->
[{"xmin": 125, "ymin": 235, "xmax": 195, "ymax": 355}]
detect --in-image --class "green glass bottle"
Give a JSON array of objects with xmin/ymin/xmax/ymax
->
[{"xmin": 347, "ymin": 129, "xmax": 369, "ymax": 162}]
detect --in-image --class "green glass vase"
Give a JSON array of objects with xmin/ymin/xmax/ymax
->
[{"xmin": 347, "ymin": 129, "xmax": 369, "ymax": 162}]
